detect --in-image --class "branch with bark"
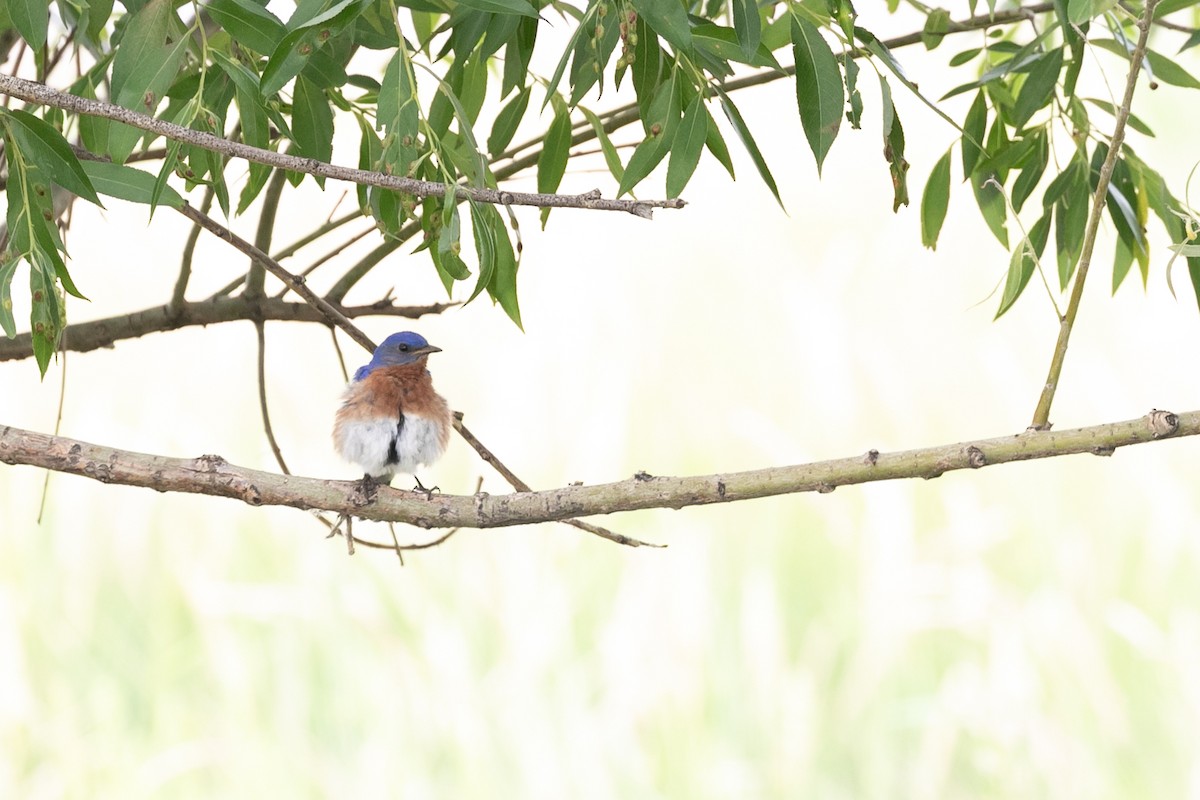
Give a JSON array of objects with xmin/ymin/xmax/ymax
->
[
  {"xmin": 0, "ymin": 409, "xmax": 1188, "ymax": 531},
  {"xmin": 0, "ymin": 295, "xmax": 455, "ymax": 361},
  {"xmin": 0, "ymin": 73, "xmax": 685, "ymax": 219}
]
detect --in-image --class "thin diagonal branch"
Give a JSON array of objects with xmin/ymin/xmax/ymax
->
[
  {"xmin": 0, "ymin": 73, "xmax": 685, "ymax": 219},
  {"xmin": 1030, "ymin": 0, "xmax": 1159, "ymax": 430},
  {"xmin": 175, "ymin": 202, "xmax": 642, "ymax": 546},
  {"xmin": 1, "ymin": 409, "xmax": 1190, "ymax": 529},
  {"xmin": 0, "ymin": 295, "xmax": 455, "ymax": 361}
]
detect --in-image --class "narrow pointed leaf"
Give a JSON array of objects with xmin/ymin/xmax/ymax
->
[
  {"xmin": 1011, "ymin": 46, "xmax": 1063, "ymax": 129},
  {"xmin": 581, "ymin": 106, "xmax": 625, "ymax": 183},
  {"xmin": 205, "ymin": 0, "xmax": 287, "ymax": 55},
  {"xmin": 3, "ymin": 110, "xmax": 102, "ymax": 206},
  {"xmin": 538, "ymin": 100, "xmax": 573, "ymax": 196},
  {"xmin": 456, "ymin": 0, "xmax": 538, "ymax": 17},
  {"xmin": 666, "ymin": 95, "xmax": 707, "ymax": 198},
  {"xmin": 996, "ymin": 212, "xmax": 1052, "ymax": 318},
  {"xmin": 108, "ymin": 0, "xmax": 189, "ymax": 162},
  {"xmin": 732, "ymin": 0, "xmax": 761, "ymax": 60},
  {"xmin": 791, "ymin": 15, "xmax": 843, "ymax": 174},
  {"xmin": 488, "ymin": 86, "xmax": 531, "ymax": 157},
  {"xmin": 717, "ymin": 88, "xmax": 783, "ymax": 209},
  {"xmin": 79, "ymin": 160, "xmax": 185, "ymax": 208},
  {"xmin": 921, "ymin": 149, "xmax": 952, "ymax": 249},
  {"xmin": 630, "ymin": 0, "xmax": 694, "ymax": 54},
  {"xmin": 10, "ymin": 0, "xmax": 49, "ymax": 50}
]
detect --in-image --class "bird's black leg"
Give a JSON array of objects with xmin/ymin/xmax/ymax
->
[
  {"xmin": 412, "ymin": 475, "xmax": 440, "ymax": 499},
  {"xmin": 355, "ymin": 473, "xmax": 380, "ymax": 504}
]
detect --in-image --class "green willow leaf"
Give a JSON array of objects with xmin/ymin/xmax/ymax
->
[
  {"xmin": 260, "ymin": 0, "xmax": 371, "ymax": 96},
  {"xmin": 703, "ymin": 103, "xmax": 735, "ymax": 179},
  {"xmin": 1067, "ymin": 0, "xmax": 1117, "ymax": 24},
  {"xmin": 488, "ymin": 86, "xmax": 531, "ymax": 157},
  {"xmin": 791, "ymin": 15, "xmax": 843, "ymax": 175},
  {"xmin": 538, "ymin": 99, "xmax": 573, "ymax": 196},
  {"xmin": 1055, "ymin": 158, "xmax": 1089, "ymax": 288},
  {"xmin": 692, "ymin": 23, "xmax": 781, "ymax": 69},
  {"xmin": 732, "ymin": 0, "xmax": 761, "ymax": 60},
  {"xmin": 485, "ymin": 210, "xmax": 522, "ymax": 329},
  {"xmin": 2, "ymin": 110, "xmax": 102, "ymax": 206},
  {"xmin": 291, "ymin": 76, "xmax": 334, "ymax": 186},
  {"xmin": 617, "ymin": 135, "xmax": 670, "ymax": 198},
  {"xmin": 456, "ymin": 0, "xmax": 538, "ymax": 17},
  {"xmin": 1082, "ymin": 97, "xmax": 1155, "ymax": 136},
  {"xmin": 666, "ymin": 94, "xmax": 707, "ymax": 199},
  {"xmin": 717, "ymin": 87, "xmax": 783, "ymax": 209},
  {"xmin": 1011, "ymin": 46, "xmax": 1063, "ymax": 129},
  {"xmin": 921, "ymin": 148, "xmax": 952, "ymax": 250},
  {"xmin": 108, "ymin": 0, "xmax": 189, "ymax": 163},
  {"xmin": 580, "ymin": 106, "xmax": 625, "ymax": 183},
  {"xmin": 961, "ymin": 91, "xmax": 987, "ymax": 178},
  {"xmin": 630, "ymin": 0, "xmax": 694, "ymax": 54},
  {"xmin": 0, "ymin": 257, "xmax": 18, "ymax": 338},
  {"xmin": 996, "ymin": 212, "xmax": 1052, "ymax": 318},
  {"xmin": 10, "ymin": 0, "xmax": 49, "ymax": 50},
  {"xmin": 972, "ymin": 172, "xmax": 1008, "ymax": 248},
  {"xmin": 467, "ymin": 200, "xmax": 497, "ymax": 303},
  {"xmin": 205, "ymin": 0, "xmax": 287, "ymax": 55},
  {"xmin": 1011, "ymin": 130, "xmax": 1049, "ymax": 212},
  {"xmin": 79, "ymin": 160, "xmax": 185, "ymax": 208}
]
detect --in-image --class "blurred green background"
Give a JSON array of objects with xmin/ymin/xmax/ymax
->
[{"xmin": 4, "ymin": 9, "xmax": 1200, "ymax": 798}]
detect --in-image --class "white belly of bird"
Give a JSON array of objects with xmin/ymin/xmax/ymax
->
[{"xmin": 337, "ymin": 415, "xmax": 444, "ymax": 479}]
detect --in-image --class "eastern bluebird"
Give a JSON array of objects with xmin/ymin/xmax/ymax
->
[{"xmin": 333, "ymin": 331, "xmax": 451, "ymax": 490}]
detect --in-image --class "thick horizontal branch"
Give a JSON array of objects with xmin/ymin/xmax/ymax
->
[
  {"xmin": 0, "ymin": 73, "xmax": 684, "ymax": 219},
  {"xmin": 0, "ymin": 295, "xmax": 455, "ymax": 361},
  {"xmin": 0, "ymin": 410, "xmax": 1190, "ymax": 529}
]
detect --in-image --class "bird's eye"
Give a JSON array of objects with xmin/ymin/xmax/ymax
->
[{"xmin": 397, "ymin": 343, "xmax": 409, "ymax": 351}]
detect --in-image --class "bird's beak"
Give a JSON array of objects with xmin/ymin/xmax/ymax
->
[{"xmin": 411, "ymin": 344, "xmax": 441, "ymax": 356}]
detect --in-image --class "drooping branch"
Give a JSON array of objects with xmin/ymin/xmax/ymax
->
[
  {"xmin": 1029, "ymin": 0, "xmax": 1159, "ymax": 430},
  {"xmin": 0, "ymin": 73, "xmax": 685, "ymax": 219},
  {"xmin": 0, "ymin": 294, "xmax": 454, "ymax": 361},
  {"xmin": 0, "ymin": 410, "xmax": 1189, "ymax": 530}
]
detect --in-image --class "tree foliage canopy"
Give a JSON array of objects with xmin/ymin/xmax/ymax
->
[{"xmin": 1, "ymin": 0, "xmax": 1199, "ymax": 377}]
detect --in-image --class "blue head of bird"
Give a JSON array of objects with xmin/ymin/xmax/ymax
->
[{"xmin": 354, "ymin": 331, "xmax": 441, "ymax": 380}]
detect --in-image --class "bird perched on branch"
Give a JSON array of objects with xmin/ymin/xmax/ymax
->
[{"xmin": 333, "ymin": 331, "xmax": 451, "ymax": 494}]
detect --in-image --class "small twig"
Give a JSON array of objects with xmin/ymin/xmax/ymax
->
[
  {"xmin": 176, "ymin": 202, "xmax": 377, "ymax": 351},
  {"xmin": 271, "ymin": 210, "xmax": 362, "ymax": 262},
  {"xmin": 35, "ymin": 347, "xmax": 67, "ymax": 524},
  {"xmin": 1030, "ymin": 0, "xmax": 1159, "ymax": 430},
  {"xmin": 254, "ymin": 321, "xmax": 291, "ymax": 475},
  {"xmin": 273, "ymin": 225, "xmax": 377, "ymax": 300},
  {"xmin": 170, "ymin": 186, "xmax": 214, "ymax": 314},
  {"xmin": 245, "ymin": 169, "xmax": 287, "ymax": 298}
]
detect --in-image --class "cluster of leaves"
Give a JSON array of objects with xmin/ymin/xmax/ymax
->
[
  {"xmin": 918, "ymin": 0, "xmax": 1200, "ymax": 318},
  {"xmin": 1, "ymin": 0, "xmax": 1200, "ymax": 375}
]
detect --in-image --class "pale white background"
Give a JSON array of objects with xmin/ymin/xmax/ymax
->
[{"xmin": 2, "ymin": 5, "xmax": 1200, "ymax": 797}]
